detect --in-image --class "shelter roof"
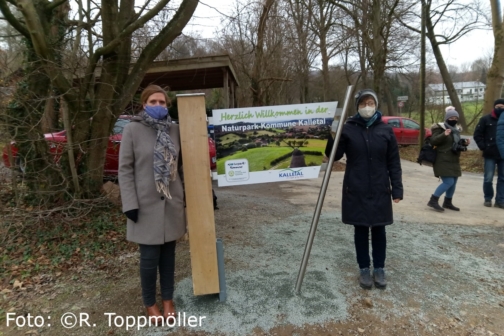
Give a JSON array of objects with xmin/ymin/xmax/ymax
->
[{"xmin": 102, "ymin": 54, "xmax": 240, "ymax": 91}]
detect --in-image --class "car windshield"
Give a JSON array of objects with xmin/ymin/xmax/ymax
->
[
  {"xmin": 403, "ymin": 119, "xmax": 420, "ymax": 130},
  {"xmin": 113, "ymin": 119, "xmax": 131, "ymax": 135},
  {"xmin": 387, "ymin": 119, "xmax": 400, "ymax": 128}
]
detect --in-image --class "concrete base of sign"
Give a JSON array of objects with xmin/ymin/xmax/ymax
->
[{"xmin": 216, "ymin": 238, "xmax": 227, "ymax": 302}]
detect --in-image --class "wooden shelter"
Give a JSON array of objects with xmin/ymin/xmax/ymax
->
[{"xmin": 139, "ymin": 54, "xmax": 240, "ymax": 108}]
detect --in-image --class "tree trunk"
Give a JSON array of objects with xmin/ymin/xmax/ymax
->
[
  {"xmin": 371, "ymin": 0, "xmax": 385, "ymax": 97},
  {"xmin": 426, "ymin": 10, "xmax": 467, "ymax": 130},
  {"xmin": 41, "ymin": 97, "xmax": 57, "ymax": 133},
  {"xmin": 384, "ymin": 81, "xmax": 397, "ymax": 116},
  {"xmin": 251, "ymin": 0, "xmax": 275, "ymax": 106},
  {"xmin": 319, "ymin": 17, "xmax": 330, "ymax": 101},
  {"xmin": 483, "ymin": 0, "xmax": 504, "ymax": 115},
  {"xmin": 8, "ymin": 41, "xmax": 66, "ymax": 198}
]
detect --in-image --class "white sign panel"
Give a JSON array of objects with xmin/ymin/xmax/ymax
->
[
  {"xmin": 397, "ymin": 96, "xmax": 408, "ymax": 101},
  {"xmin": 213, "ymin": 101, "xmax": 338, "ymax": 187},
  {"xmin": 224, "ymin": 159, "xmax": 250, "ymax": 182}
]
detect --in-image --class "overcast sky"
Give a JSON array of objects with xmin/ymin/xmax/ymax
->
[{"xmin": 184, "ymin": 0, "xmax": 496, "ymax": 69}]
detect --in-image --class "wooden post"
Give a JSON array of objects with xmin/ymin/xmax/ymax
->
[
  {"xmin": 230, "ymin": 81, "xmax": 235, "ymax": 108},
  {"xmin": 177, "ymin": 93, "xmax": 220, "ymax": 295},
  {"xmin": 223, "ymin": 69, "xmax": 229, "ymax": 108}
]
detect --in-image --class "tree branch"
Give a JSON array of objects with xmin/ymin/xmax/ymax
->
[
  {"xmin": 93, "ymin": 0, "xmax": 171, "ymax": 59},
  {"xmin": 46, "ymin": 0, "xmax": 68, "ymax": 12},
  {"xmin": 116, "ymin": 0, "xmax": 199, "ymax": 111},
  {"xmin": 133, "ymin": 0, "xmax": 153, "ymax": 21},
  {"xmin": 0, "ymin": 0, "xmax": 30, "ymax": 38},
  {"xmin": 16, "ymin": 0, "xmax": 79, "ymax": 107},
  {"xmin": 65, "ymin": 19, "xmax": 98, "ymax": 30}
]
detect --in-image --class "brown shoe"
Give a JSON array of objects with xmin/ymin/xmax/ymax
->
[
  {"xmin": 145, "ymin": 304, "xmax": 163, "ymax": 326},
  {"xmin": 163, "ymin": 300, "xmax": 176, "ymax": 322}
]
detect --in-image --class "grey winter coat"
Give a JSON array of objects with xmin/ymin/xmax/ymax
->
[
  {"xmin": 119, "ymin": 120, "xmax": 186, "ymax": 245},
  {"xmin": 430, "ymin": 122, "xmax": 461, "ymax": 178}
]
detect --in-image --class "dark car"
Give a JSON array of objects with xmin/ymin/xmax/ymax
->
[
  {"xmin": 381, "ymin": 116, "xmax": 432, "ymax": 145},
  {"xmin": 2, "ymin": 116, "xmax": 217, "ymax": 175}
]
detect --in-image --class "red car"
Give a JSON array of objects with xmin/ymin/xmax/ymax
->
[
  {"xmin": 381, "ymin": 116, "xmax": 432, "ymax": 145},
  {"xmin": 2, "ymin": 116, "xmax": 217, "ymax": 175}
]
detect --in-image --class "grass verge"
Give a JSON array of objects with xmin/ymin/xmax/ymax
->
[{"xmin": 398, "ymin": 146, "xmax": 484, "ymax": 173}]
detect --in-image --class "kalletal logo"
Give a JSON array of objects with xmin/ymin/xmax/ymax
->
[
  {"xmin": 228, "ymin": 171, "xmax": 235, "ymax": 177},
  {"xmin": 278, "ymin": 168, "xmax": 304, "ymax": 179}
]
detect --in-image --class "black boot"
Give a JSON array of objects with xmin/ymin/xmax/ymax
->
[
  {"xmin": 427, "ymin": 195, "xmax": 444, "ymax": 212},
  {"xmin": 443, "ymin": 197, "xmax": 460, "ymax": 211}
]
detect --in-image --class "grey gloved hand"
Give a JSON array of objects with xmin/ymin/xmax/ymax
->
[{"xmin": 124, "ymin": 209, "xmax": 138, "ymax": 223}]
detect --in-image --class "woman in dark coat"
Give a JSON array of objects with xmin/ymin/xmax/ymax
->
[
  {"xmin": 325, "ymin": 89, "xmax": 403, "ymax": 290},
  {"xmin": 427, "ymin": 108, "xmax": 469, "ymax": 212},
  {"xmin": 119, "ymin": 85, "xmax": 185, "ymax": 325}
]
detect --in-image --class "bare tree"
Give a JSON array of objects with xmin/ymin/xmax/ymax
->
[
  {"xmin": 285, "ymin": 0, "xmax": 317, "ymax": 103},
  {"xmin": 308, "ymin": 0, "xmax": 344, "ymax": 101},
  {"xmin": 0, "ymin": 0, "xmax": 199, "ymax": 198},
  {"xmin": 218, "ymin": 0, "xmax": 292, "ymax": 106},
  {"xmin": 327, "ymin": 0, "xmax": 418, "ymax": 115},
  {"xmin": 400, "ymin": 0, "xmax": 487, "ymax": 129},
  {"xmin": 251, "ymin": 0, "xmax": 276, "ymax": 106},
  {"xmin": 483, "ymin": 0, "xmax": 504, "ymax": 114}
]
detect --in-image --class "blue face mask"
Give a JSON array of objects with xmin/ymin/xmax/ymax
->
[
  {"xmin": 144, "ymin": 105, "xmax": 168, "ymax": 119},
  {"xmin": 495, "ymin": 108, "xmax": 504, "ymax": 117}
]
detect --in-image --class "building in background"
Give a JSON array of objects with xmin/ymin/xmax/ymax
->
[{"xmin": 426, "ymin": 81, "xmax": 485, "ymax": 105}]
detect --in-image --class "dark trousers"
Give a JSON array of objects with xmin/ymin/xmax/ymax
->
[
  {"xmin": 139, "ymin": 241, "xmax": 176, "ymax": 307},
  {"xmin": 354, "ymin": 225, "xmax": 386, "ymax": 269}
]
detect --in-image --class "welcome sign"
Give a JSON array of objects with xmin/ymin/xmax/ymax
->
[{"xmin": 213, "ymin": 102, "xmax": 338, "ymax": 187}]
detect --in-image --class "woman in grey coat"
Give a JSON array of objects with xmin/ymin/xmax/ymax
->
[{"xmin": 119, "ymin": 85, "xmax": 186, "ymax": 325}]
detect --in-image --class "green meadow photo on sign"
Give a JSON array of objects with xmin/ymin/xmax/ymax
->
[{"xmin": 212, "ymin": 102, "xmax": 338, "ymax": 186}]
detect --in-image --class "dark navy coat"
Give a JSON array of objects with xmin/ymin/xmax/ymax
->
[
  {"xmin": 325, "ymin": 113, "xmax": 403, "ymax": 227},
  {"xmin": 498, "ymin": 113, "xmax": 504, "ymax": 158},
  {"xmin": 473, "ymin": 113, "xmax": 502, "ymax": 160}
]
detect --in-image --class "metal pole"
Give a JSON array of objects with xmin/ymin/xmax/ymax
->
[{"xmin": 294, "ymin": 85, "xmax": 353, "ymax": 294}]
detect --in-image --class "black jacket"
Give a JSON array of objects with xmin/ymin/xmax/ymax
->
[
  {"xmin": 325, "ymin": 114, "xmax": 403, "ymax": 227},
  {"xmin": 473, "ymin": 113, "xmax": 502, "ymax": 160}
]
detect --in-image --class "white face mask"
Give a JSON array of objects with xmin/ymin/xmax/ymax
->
[{"xmin": 358, "ymin": 106, "xmax": 376, "ymax": 119}]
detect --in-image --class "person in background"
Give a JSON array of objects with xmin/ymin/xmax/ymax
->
[
  {"xmin": 119, "ymin": 85, "xmax": 186, "ymax": 325},
  {"xmin": 427, "ymin": 108, "xmax": 469, "ymax": 211},
  {"xmin": 325, "ymin": 89, "xmax": 403, "ymax": 290},
  {"xmin": 497, "ymin": 104, "xmax": 504, "ymax": 203},
  {"xmin": 473, "ymin": 99, "xmax": 504, "ymax": 208}
]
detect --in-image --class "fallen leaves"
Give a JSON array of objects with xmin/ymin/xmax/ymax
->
[
  {"xmin": 0, "ymin": 204, "xmax": 132, "ymax": 288},
  {"xmin": 1, "ymin": 288, "xmax": 12, "ymax": 295},
  {"xmin": 13, "ymin": 279, "xmax": 23, "ymax": 289}
]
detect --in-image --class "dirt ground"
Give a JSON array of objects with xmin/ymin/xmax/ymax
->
[{"xmin": 1, "ymin": 159, "xmax": 503, "ymax": 336}]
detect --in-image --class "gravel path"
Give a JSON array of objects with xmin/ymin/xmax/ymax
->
[{"xmin": 135, "ymin": 160, "xmax": 504, "ymax": 336}]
